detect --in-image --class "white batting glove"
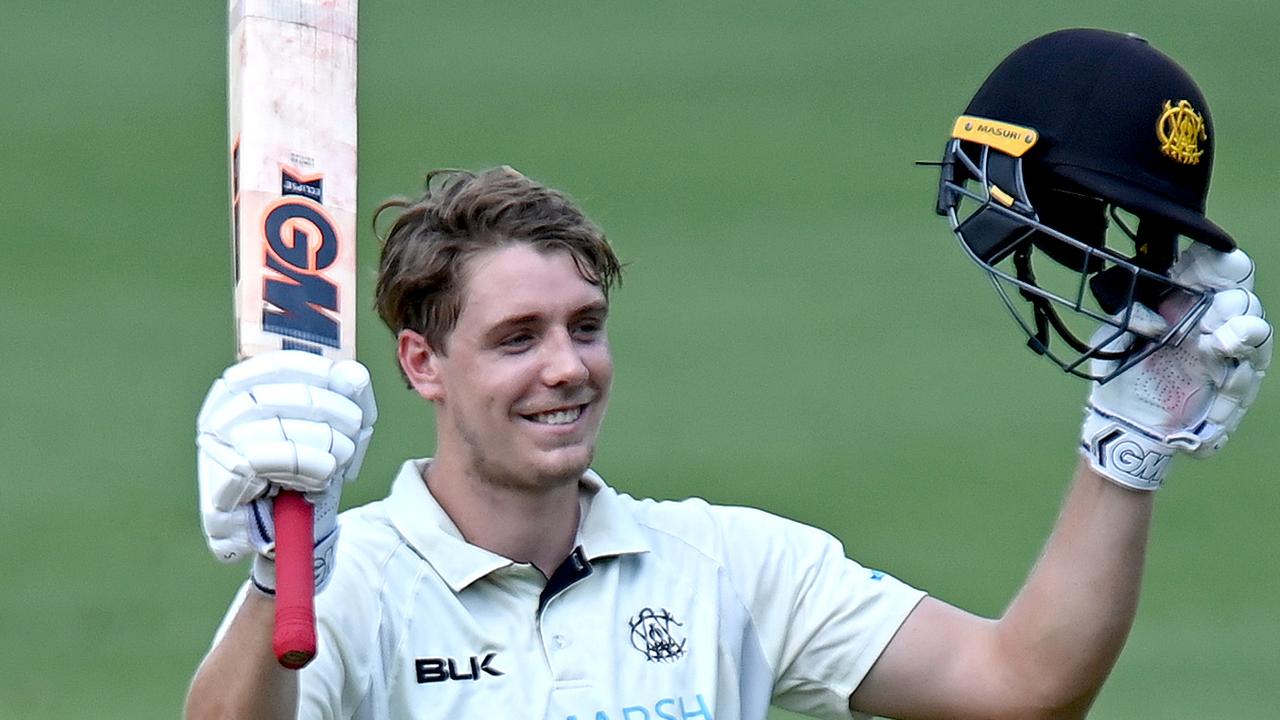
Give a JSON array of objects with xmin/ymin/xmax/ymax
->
[
  {"xmin": 1082, "ymin": 246, "xmax": 1271, "ymax": 491},
  {"xmin": 196, "ymin": 350, "xmax": 377, "ymax": 593}
]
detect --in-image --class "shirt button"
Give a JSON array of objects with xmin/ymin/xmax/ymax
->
[{"xmin": 552, "ymin": 634, "xmax": 571, "ymax": 649}]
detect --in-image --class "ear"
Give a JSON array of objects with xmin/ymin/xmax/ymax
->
[{"xmin": 398, "ymin": 329, "xmax": 446, "ymax": 402}]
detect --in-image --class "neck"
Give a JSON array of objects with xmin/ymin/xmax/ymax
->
[{"xmin": 423, "ymin": 456, "xmax": 581, "ymax": 577}]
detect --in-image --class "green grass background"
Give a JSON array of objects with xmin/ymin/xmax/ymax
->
[{"xmin": 3, "ymin": 1, "xmax": 1278, "ymax": 717}]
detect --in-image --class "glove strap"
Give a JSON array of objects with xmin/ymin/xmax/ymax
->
[
  {"xmin": 251, "ymin": 555, "xmax": 278, "ymax": 596},
  {"xmin": 249, "ymin": 526, "xmax": 340, "ymax": 596},
  {"xmin": 1080, "ymin": 407, "xmax": 1177, "ymax": 492}
]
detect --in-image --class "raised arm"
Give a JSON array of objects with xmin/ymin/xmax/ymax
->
[
  {"xmin": 187, "ymin": 591, "xmax": 299, "ymax": 720},
  {"xmin": 184, "ymin": 351, "xmax": 376, "ymax": 720},
  {"xmin": 851, "ymin": 461, "xmax": 1149, "ymax": 720},
  {"xmin": 853, "ymin": 248, "xmax": 1271, "ymax": 720}
]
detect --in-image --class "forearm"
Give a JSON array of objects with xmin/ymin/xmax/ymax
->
[
  {"xmin": 185, "ymin": 590, "xmax": 298, "ymax": 720},
  {"xmin": 995, "ymin": 457, "xmax": 1153, "ymax": 714},
  {"xmin": 852, "ymin": 458, "xmax": 1156, "ymax": 720}
]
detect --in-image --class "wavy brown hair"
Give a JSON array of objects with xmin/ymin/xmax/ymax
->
[{"xmin": 374, "ymin": 167, "xmax": 623, "ymax": 379}]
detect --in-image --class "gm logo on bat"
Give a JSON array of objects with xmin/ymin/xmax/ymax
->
[{"xmin": 260, "ymin": 169, "xmax": 342, "ymax": 351}]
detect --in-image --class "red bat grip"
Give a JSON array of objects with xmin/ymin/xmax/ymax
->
[{"xmin": 272, "ymin": 490, "xmax": 317, "ymax": 669}]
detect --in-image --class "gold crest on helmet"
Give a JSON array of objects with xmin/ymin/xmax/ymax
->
[{"xmin": 1156, "ymin": 99, "xmax": 1206, "ymax": 165}]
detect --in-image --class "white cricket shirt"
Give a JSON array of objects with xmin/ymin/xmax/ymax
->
[{"xmin": 216, "ymin": 459, "xmax": 925, "ymax": 720}]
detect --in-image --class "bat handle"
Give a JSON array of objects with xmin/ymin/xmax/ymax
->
[{"xmin": 272, "ymin": 490, "xmax": 317, "ymax": 669}]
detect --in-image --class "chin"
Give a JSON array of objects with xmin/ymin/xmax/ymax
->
[
  {"xmin": 529, "ymin": 445, "xmax": 595, "ymax": 484},
  {"xmin": 471, "ymin": 444, "xmax": 596, "ymax": 493}
]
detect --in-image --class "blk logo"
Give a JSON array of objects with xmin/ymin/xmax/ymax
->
[{"xmin": 415, "ymin": 653, "xmax": 504, "ymax": 683}]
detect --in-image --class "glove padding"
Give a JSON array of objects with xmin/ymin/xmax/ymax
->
[
  {"xmin": 1083, "ymin": 246, "xmax": 1272, "ymax": 491},
  {"xmin": 197, "ymin": 350, "xmax": 377, "ymax": 592}
]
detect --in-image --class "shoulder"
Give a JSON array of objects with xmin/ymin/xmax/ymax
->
[
  {"xmin": 313, "ymin": 497, "xmax": 414, "ymax": 632},
  {"xmin": 610, "ymin": 490, "xmax": 845, "ymax": 569},
  {"xmin": 310, "ymin": 497, "xmax": 420, "ymax": 669},
  {"xmin": 329, "ymin": 498, "xmax": 411, "ymax": 587}
]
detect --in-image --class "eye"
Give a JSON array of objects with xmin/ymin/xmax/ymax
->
[
  {"xmin": 498, "ymin": 332, "xmax": 535, "ymax": 352},
  {"xmin": 573, "ymin": 318, "xmax": 605, "ymax": 341}
]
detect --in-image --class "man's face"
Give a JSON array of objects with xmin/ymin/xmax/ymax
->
[{"xmin": 418, "ymin": 244, "xmax": 613, "ymax": 491}]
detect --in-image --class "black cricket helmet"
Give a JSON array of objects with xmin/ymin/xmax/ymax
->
[{"xmin": 936, "ymin": 28, "xmax": 1229, "ymax": 382}]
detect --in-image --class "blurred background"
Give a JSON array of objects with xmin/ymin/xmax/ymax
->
[{"xmin": 3, "ymin": 1, "xmax": 1278, "ymax": 717}]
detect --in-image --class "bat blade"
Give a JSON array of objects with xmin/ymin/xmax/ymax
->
[
  {"xmin": 228, "ymin": 0, "xmax": 358, "ymax": 670},
  {"xmin": 230, "ymin": 0, "xmax": 358, "ymax": 362}
]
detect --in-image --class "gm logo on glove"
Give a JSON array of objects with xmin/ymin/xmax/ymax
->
[{"xmin": 1093, "ymin": 428, "xmax": 1174, "ymax": 490}]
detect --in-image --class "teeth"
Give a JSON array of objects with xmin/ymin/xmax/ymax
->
[{"xmin": 528, "ymin": 406, "xmax": 583, "ymax": 425}]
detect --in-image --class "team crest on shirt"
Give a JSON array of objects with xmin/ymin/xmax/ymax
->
[{"xmin": 628, "ymin": 608, "xmax": 686, "ymax": 662}]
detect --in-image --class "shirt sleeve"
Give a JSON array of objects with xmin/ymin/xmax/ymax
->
[
  {"xmin": 713, "ymin": 506, "xmax": 927, "ymax": 720},
  {"xmin": 296, "ymin": 588, "xmax": 355, "ymax": 720},
  {"xmin": 203, "ymin": 580, "xmax": 357, "ymax": 720},
  {"xmin": 297, "ymin": 520, "xmax": 391, "ymax": 720},
  {"xmin": 204, "ymin": 579, "xmax": 362, "ymax": 719}
]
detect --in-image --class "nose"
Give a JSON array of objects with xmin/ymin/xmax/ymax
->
[{"xmin": 541, "ymin": 328, "xmax": 590, "ymax": 387}]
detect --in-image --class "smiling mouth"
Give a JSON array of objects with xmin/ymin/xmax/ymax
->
[{"xmin": 522, "ymin": 404, "xmax": 586, "ymax": 426}]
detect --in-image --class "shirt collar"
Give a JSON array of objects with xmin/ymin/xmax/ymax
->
[
  {"xmin": 383, "ymin": 459, "xmax": 650, "ymax": 592},
  {"xmin": 576, "ymin": 468, "xmax": 651, "ymax": 562}
]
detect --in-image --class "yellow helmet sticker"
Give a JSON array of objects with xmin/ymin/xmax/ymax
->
[
  {"xmin": 952, "ymin": 116, "xmax": 1039, "ymax": 157},
  {"xmin": 1156, "ymin": 100, "xmax": 1206, "ymax": 165}
]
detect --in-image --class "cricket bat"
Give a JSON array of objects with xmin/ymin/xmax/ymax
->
[{"xmin": 228, "ymin": 0, "xmax": 358, "ymax": 669}]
